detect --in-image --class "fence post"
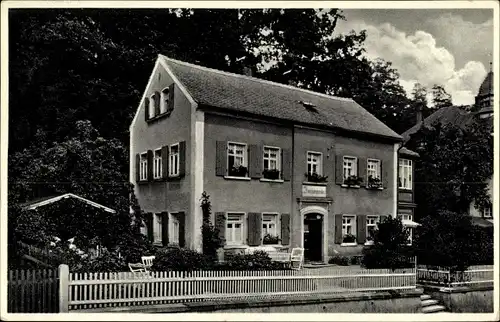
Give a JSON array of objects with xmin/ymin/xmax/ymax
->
[{"xmin": 58, "ymin": 264, "xmax": 69, "ymax": 313}]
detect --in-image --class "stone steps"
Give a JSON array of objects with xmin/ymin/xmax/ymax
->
[{"xmin": 421, "ymin": 293, "xmax": 447, "ymax": 313}]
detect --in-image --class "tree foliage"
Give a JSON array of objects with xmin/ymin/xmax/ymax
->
[
  {"xmin": 414, "ymin": 210, "xmax": 490, "ymax": 272},
  {"xmin": 200, "ymin": 192, "xmax": 224, "ymax": 261},
  {"xmin": 405, "ymin": 120, "xmax": 493, "ymax": 217},
  {"xmin": 362, "ymin": 216, "xmax": 414, "ymax": 271}
]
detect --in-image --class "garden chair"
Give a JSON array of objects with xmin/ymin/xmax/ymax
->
[
  {"xmin": 141, "ymin": 255, "xmax": 155, "ymax": 271},
  {"xmin": 290, "ymin": 248, "xmax": 304, "ymax": 270}
]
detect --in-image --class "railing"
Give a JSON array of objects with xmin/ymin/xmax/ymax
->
[
  {"xmin": 417, "ymin": 265, "xmax": 493, "ymax": 288},
  {"xmin": 63, "ymin": 266, "xmax": 416, "ymax": 311},
  {"xmin": 8, "ymin": 268, "xmax": 60, "ymax": 313}
]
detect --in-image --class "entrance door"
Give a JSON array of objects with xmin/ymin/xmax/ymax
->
[{"xmin": 304, "ymin": 214, "xmax": 323, "ymax": 262}]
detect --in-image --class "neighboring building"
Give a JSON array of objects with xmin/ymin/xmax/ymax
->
[
  {"xmin": 401, "ymin": 70, "xmax": 494, "ymax": 227},
  {"xmin": 130, "ymin": 55, "xmax": 419, "ymax": 262}
]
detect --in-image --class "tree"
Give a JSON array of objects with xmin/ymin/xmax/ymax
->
[
  {"xmin": 406, "ymin": 120, "xmax": 493, "ymax": 218},
  {"xmin": 8, "ymin": 120, "xmax": 133, "ymax": 250},
  {"xmin": 431, "ymin": 84, "xmax": 453, "ymax": 109},
  {"xmin": 414, "ymin": 210, "xmax": 477, "ymax": 272},
  {"xmin": 200, "ymin": 192, "xmax": 224, "ymax": 261},
  {"xmin": 361, "ymin": 216, "xmax": 414, "ymax": 271}
]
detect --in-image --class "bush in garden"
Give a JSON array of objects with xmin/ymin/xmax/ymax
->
[
  {"xmin": 414, "ymin": 210, "xmax": 476, "ymax": 272},
  {"xmin": 151, "ymin": 247, "xmax": 211, "ymax": 272},
  {"xmin": 362, "ymin": 216, "xmax": 414, "ymax": 270},
  {"xmin": 470, "ymin": 226, "xmax": 493, "ymax": 265},
  {"xmin": 328, "ymin": 255, "xmax": 350, "ymax": 266},
  {"xmin": 215, "ymin": 251, "xmax": 288, "ymax": 271},
  {"xmin": 71, "ymin": 249, "xmax": 128, "ymax": 273}
]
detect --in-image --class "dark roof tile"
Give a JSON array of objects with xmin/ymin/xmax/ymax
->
[{"xmin": 161, "ymin": 55, "xmax": 402, "ymax": 141}]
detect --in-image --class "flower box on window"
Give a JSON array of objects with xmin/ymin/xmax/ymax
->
[
  {"xmin": 263, "ymin": 234, "xmax": 280, "ymax": 245},
  {"xmin": 262, "ymin": 169, "xmax": 280, "ymax": 180},
  {"xmin": 342, "ymin": 233, "xmax": 356, "ymax": 243},
  {"xmin": 367, "ymin": 175, "xmax": 383, "ymax": 189},
  {"xmin": 305, "ymin": 172, "xmax": 328, "ymax": 183},
  {"xmin": 228, "ymin": 165, "xmax": 248, "ymax": 177},
  {"xmin": 344, "ymin": 175, "xmax": 363, "ymax": 187}
]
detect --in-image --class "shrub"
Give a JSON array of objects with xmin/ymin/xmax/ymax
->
[
  {"xmin": 361, "ymin": 216, "xmax": 414, "ymax": 270},
  {"xmin": 200, "ymin": 192, "xmax": 224, "ymax": 262},
  {"xmin": 329, "ymin": 255, "xmax": 350, "ymax": 266},
  {"xmin": 71, "ymin": 249, "xmax": 128, "ymax": 273},
  {"xmin": 151, "ymin": 247, "xmax": 211, "ymax": 272},
  {"xmin": 216, "ymin": 251, "xmax": 288, "ymax": 271},
  {"xmin": 414, "ymin": 210, "xmax": 477, "ymax": 272}
]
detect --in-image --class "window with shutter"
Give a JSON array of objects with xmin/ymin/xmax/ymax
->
[
  {"xmin": 169, "ymin": 144, "xmax": 180, "ymax": 177},
  {"xmin": 149, "ymin": 95, "xmax": 156, "ymax": 119},
  {"xmin": 153, "ymin": 148, "xmax": 162, "ymax": 179},
  {"xmin": 139, "ymin": 153, "xmax": 148, "ymax": 181}
]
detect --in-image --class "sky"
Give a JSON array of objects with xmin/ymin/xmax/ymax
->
[{"xmin": 335, "ymin": 9, "xmax": 494, "ymax": 106}]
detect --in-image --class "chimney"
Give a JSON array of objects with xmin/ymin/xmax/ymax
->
[
  {"xmin": 416, "ymin": 105, "xmax": 423, "ymax": 125},
  {"xmin": 243, "ymin": 66, "xmax": 254, "ymax": 77}
]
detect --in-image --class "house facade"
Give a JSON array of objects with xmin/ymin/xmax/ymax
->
[{"xmin": 130, "ymin": 55, "xmax": 419, "ymax": 262}]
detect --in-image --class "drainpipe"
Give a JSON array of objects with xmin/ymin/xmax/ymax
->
[
  {"xmin": 396, "ymin": 140, "xmax": 404, "ymax": 218},
  {"xmin": 291, "ymin": 124, "xmax": 295, "ymax": 250}
]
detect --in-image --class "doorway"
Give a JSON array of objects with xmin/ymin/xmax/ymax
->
[{"xmin": 304, "ymin": 213, "xmax": 323, "ymax": 262}]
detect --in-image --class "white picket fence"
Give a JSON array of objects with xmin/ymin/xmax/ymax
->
[
  {"xmin": 417, "ymin": 265, "xmax": 494, "ymax": 288},
  {"xmin": 59, "ymin": 266, "xmax": 417, "ymax": 311}
]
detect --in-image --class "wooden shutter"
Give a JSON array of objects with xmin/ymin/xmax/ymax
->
[
  {"xmin": 382, "ymin": 160, "xmax": 389, "ymax": 188},
  {"xmin": 334, "ymin": 214, "xmax": 343, "ymax": 244},
  {"xmin": 215, "ymin": 212, "xmax": 226, "ymax": 245},
  {"xmin": 335, "ymin": 155, "xmax": 343, "ymax": 184},
  {"xmin": 178, "ymin": 141, "xmax": 186, "ymax": 177},
  {"xmin": 161, "ymin": 212, "xmax": 169, "ymax": 246},
  {"xmin": 154, "ymin": 91, "xmax": 161, "ymax": 116},
  {"xmin": 167, "ymin": 83, "xmax": 175, "ymax": 112},
  {"xmin": 357, "ymin": 215, "xmax": 366, "ymax": 244},
  {"xmin": 144, "ymin": 97, "xmax": 150, "ymax": 121},
  {"xmin": 280, "ymin": 213, "xmax": 290, "ymax": 245},
  {"xmin": 216, "ymin": 141, "xmax": 227, "ymax": 176},
  {"xmin": 147, "ymin": 150, "xmax": 153, "ymax": 182},
  {"xmin": 161, "ymin": 146, "xmax": 169, "ymax": 179},
  {"xmin": 145, "ymin": 213, "xmax": 154, "ymax": 243},
  {"xmin": 178, "ymin": 212, "xmax": 186, "ymax": 248},
  {"xmin": 135, "ymin": 153, "xmax": 140, "ymax": 182},
  {"xmin": 282, "ymin": 149, "xmax": 291, "ymax": 181},
  {"xmin": 247, "ymin": 213, "xmax": 262, "ymax": 246},
  {"xmin": 359, "ymin": 157, "xmax": 367, "ymax": 186},
  {"xmin": 248, "ymin": 144, "xmax": 262, "ymax": 178}
]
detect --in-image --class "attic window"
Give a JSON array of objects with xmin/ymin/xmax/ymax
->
[{"xmin": 300, "ymin": 101, "xmax": 317, "ymax": 111}]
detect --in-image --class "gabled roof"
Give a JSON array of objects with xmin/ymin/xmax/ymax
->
[
  {"xmin": 159, "ymin": 55, "xmax": 402, "ymax": 141},
  {"xmin": 21, "ymin": 193, "xmax": 116, "ymax": 214},
  {"xmin": 401, "ymin": 106, "xmax": 475, "ymax": 142}
]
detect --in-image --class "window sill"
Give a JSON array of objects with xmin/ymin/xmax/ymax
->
[
  {"xmin": 341, "ymin": 184, "xmax": 361, "ymax": 189},
  {"xmin": 364, "ymin": 241, "xmax": 374, "ymax": 246},
  {"xmin": 153, "ymin": 241, "xmax": 163, "ymax": 246},
  {"xmin": 341, "ymin": 242, "xmax": 358, "ymax": 247},
  {"xmin": 146, "ymin": 111, "xmax": 172, "ymax": 123},
  {"xmin": 260, "ymin": 178, "xmax": 284, "ymax": 183},
  {"xmin": 303, "ymin": 181, "xmax": 328, "ymax": 186},
  {"xmin": 224, "ymin": 176, "xmax": 251, "ymax": 181},
  {"xmin": 366, "ymin": 187, "xmax": 384, "ymax": 191},
  {"xmin": 168, "ymin": 175, "xmax": 182, "ymax": 181},
  {"xmin": 398, "ymin": 188, "xmax": 413, "ymax": 192},
  {"xmin": 137, "ymin": 180, "xmax": 149, "ymax": 185},
  {"xmin": 224, "ymin": 244, "xmax": 248, "ymax": 249}
]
